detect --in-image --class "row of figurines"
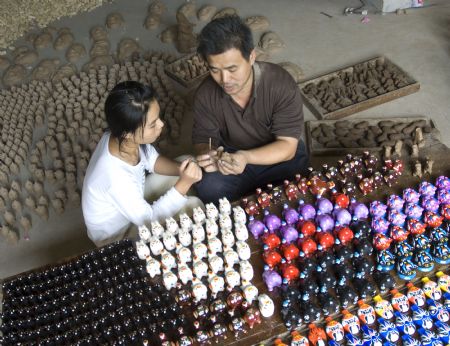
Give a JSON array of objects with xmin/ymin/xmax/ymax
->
[{"xmin": 274, "ymin": 273, "xmax": 450, "ymax": 346}]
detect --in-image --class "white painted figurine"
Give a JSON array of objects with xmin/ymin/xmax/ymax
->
[
  {"xmin": 149, "ymin": 236, "xmax": 164, "ymax": 256},
  {"xmin": 258, "ymin": 294, "xmax": 275, "ymax": 317},
  {"xmin": 178, "ymin": 228, "xmax": 192, "ymax": 247},
  {"xmin": 208, "ymin": 254, "xmax": 224, "ymax": 273},
  {"xmin": 138, "ymin": 225, "xmax": 151, "ymax": 242},
  {"xmin": 234, "ymin": 222, "xmax": 249, "ymax": 241},
  {"xmin": 177, "ymin": 263, "xmax": 193, "ymax": 285},
  {"xmin": 193, "ymin": 242, "xmax": 208, "ymax": 260},
  {"xmin": 146, "ymin": 256, "xmax": 161, "ymax": 278},
  {"xmin": 239, "ymin": 260, "xmax": 254, "ymax": 281},
  {"xmin": 165, "ymin": 217, "xmax": 179, "ymax": 235},
  {"xmin": 205, "ymin": 203, "xmax": 219, "ymax": 220},
  {"xmin": 242, "ymin": 282, "xmax": 259, "ymax": 304},
  {"xmin": 150, "ymin": 221, "xmax": 164, "ymax": 238},
  {"xmin": 219, "ymin": 197, "xmax": 231, "ymax": 215},
  {"xmin": 219, "ymin": 213, "xmax": 232, "ymax": 230},
  {"xmin": 225, "ymin": 268, "xmax": 241, "ymax": 290},
  {"xmin": 208, "ymin": 272, "xmax": 225, "ymax": 297},
  {"xmin": 233, "ymin": 206, "xmax": 247, "ymax": 224},
  {"xmin": 136, "ymin": 240, "xmax": 150, "ymax": 260},
  {"xmin": 163, "ymin": 270, "xmax": 178, "ymax": 290},
  {"xmin": 236, "ymin": 241, "xmax": 251, "ymax": 260},
  {"xmin": 193, "ymin": 206, "xmax": 206, "ymax": 224},
  {"xmin": 224, "ymin": 249, "xmax": 240, "ymax": 266},
  {"xmin": 192, "ymin": 278, "xmax": 208, "ymax": 302},
  {"xmin": 176, "ymin": 244, "xmax": 192, "ymax": 264},
  {"xmin": 193, "ymin": 260, "xmax": 208, "ymax": 279},
  {"xmin": 179, "ymin": 213, "xmax": 193, "ymax": 231},
  {"xmin": 162, "ymin": 231, "xmax": 177, "ymax": 251},
  {"xmin": 192, "ymin": 223, "xmax": 206, "ymax": 243},
  {"xmin": 207, "ymin": 236, "xmax": 223, "ymax": 255},
  {"xmin": 205, "ymin": 219, "xmax": 219, "ymax": 238}
]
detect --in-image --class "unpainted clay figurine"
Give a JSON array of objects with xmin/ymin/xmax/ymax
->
[{"xmin": 413, "ymin": 160, "xmax": 422, "ymax": 178}]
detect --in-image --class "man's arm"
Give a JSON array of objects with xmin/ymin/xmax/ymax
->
[{"xmin": 217, "ymin": 136, "xmax": 298, "ymax": 175}]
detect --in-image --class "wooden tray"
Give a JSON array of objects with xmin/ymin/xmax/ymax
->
[
  {"xmin": 305, "ymin": 116, "xmax": 438, "ymax": 156},
  {"xmin": 164, "ymin": 53, "xmax": 210, "ymax": 88},
  {"xmin": 299, "ymin": 56, "xmax": 420, "ymax": 120}
]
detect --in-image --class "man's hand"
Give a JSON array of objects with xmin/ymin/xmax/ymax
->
[
  {"xmin": 196, "ymin": 148, "xmax": 221, "ymax": 173},
  {"xmin": 217, "ymin": 150, "xmax": 248, "ymax": 175}
]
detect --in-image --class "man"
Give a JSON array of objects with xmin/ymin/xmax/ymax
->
[{"xmin": 193, "ymin": 16, "xmax": 309, "ymax": 204}]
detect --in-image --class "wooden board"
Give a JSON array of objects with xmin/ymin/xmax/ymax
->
[
  {"xmin": 299, "ymin": 56, "xmax": 420, "ymax": 120},
  {"xmin": 305, "ymin": 116, "xmax": 438, "ymax": 156},
  {"xmin": 164, "ymin": 53, "xmax": 209, "ymax": 88}
]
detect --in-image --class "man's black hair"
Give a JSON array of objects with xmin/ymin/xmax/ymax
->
[{"xmin": 197, "ymin": 15, "xmax": 254, "ymax": 61}]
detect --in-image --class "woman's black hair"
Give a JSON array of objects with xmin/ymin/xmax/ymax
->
[
  {"xmin": 197, "ymin": 15, "xmax": 254, "ymax": 61},
  {"xmin": 104, "ymin": 81, "xmax": 158, "ymax": 153}
]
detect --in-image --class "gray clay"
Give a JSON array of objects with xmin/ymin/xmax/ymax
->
[
  {"xmin": 245, "ymin": 16, "xmax": 270, "ymax": 32},
  {"xmin": 117, "ymin": 38, "xmax": 141, "ymax": 61},
  {"xmin": 254, "ymin": 47, "xmax": 270, "ymax": 62},
  {"xmin": 13, "ymin": 46, "xmax": 38, "ymax": 66},
  {"xmin": 278, "ymin": 62, "xmax": 304, "ymax": 83},
  {"xmin": 0, "ymin": 56, "xmax": 11, "ymax": 70},
  {"xmin": 2, "ymin": 64, "xmax": 27, "ymax": 87},
  {"xmin": 25, "ymin": 196, "xmax": 36, "ymax": 210},
  {"xmin": 52, "ymin": 63, "xmax": 77, "ymax": 83},
  {"xmin": 66, "ymin": 43, "xmax": 86, "ymax": 63},
  {"xmin": 89, "ymin": 39, "xmax": 110, "ymax": 57},
  {"xmin": 19, "ymin": 215, "xmax": 32, "ymax": 232},
  {"xmin": 90, "ymin": 26, "xmax": 108, "ymax": 41},
  {"xmin": 197, "ymin": 5, "xmax": 216, "ymax": 21},
  {"xmin": 106, "ymin": 12, "xmax": 125, "ymax": 29},
  {"xmin": 4, "ymin": 210, "xmax": 15, "ymax": 225},
  {"xmin": 82, "ymin": 55, "xmax": 114, "ymax": 72},
  {"xmin": 148, "ymin": 0, "xmax": 167, "ymax": 16},
  {"xmin": 159, "ymin": 26, "xmax": 178, "ymax": 43},
  {"xmin": 51, "ymin": 198, "xmax": 64, "ymax": 214},
  {"xmin": 34, "ymin": 31, "xmax": 53, "ymax": 49},
  {"xmin": 175, "ymin": 12, "xmax": 197, "ymax": 54},
  {"xmin": 424, "ymin": 157, "xmax": 433, "ymax": 175},
  {"xmin": 144, "ymin": 14, "xmax": 161, "ymax": 30},
  {"xmin": 31, "ymin": 59, "xmax": 60, "ymax": 81},
  {"xmin": 35, "ymin": 205, "xmax": 49, "ymax": 221},
  {"xmin": 54, "ymin": 31, "xmax": 74, "ymax": 51},
  {"xmin": 212, "ymin": 7, "xmax": 238, "ymax": 20},
  {"xmin": 413, "ymin": 160, "xmax": 422, "ymax": 178},
  {"xmin": 259, "ymin": 31, "xmax": 285, "ymax": 52},
  {"xmin": 411, "ymin": 144, "xmax": 419, "ymax": 159},
  {"xmin": 178, "ymin": 2, "xmax": 196, "ymax": 18}
]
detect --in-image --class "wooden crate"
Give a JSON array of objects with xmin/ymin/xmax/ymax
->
[
  {"xmin": 299, "ymin": 56, "xmax": 420, "ymax": 120},
  {"xmin": 164, "ymin": 53, "xmax": 210, "ymax": 88},
  {"xmin": 305, "ymin": 116, "xmax": 438, "ymax": 156}
]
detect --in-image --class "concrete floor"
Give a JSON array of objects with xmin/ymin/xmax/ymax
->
[{"xmin": 1, "ymin": 0, "xmax": 449, "ymax": 279}]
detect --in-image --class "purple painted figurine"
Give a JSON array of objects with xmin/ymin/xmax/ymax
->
[
  {"xmin": 436, "ymin": 176, "xmax": 450, "ymax": 190},
  {"xmin": 282, "ymin": 204, "xmax": 299, "ymax": 225},
  {"xmin": 370, "ymin": 201, "xmax": 388, "ymax": 218},
  {"xmin": 350, "ymin": 200, "xmax": 369, "ymax": 220},
  {"xmin": 388, "ymin": 210, "xmax": 407, "ymax": 227},
  {"xmin": 316, "ymin": 197, "xmax": 333, "ymax": 214},
  {"xmin": 403, "ymin": 188, "xmax": 421, "ymax": 204},
  {"xmin": 437, "ymin": 189, "xmax": 450, "ymax": 204},
  {"xmin": 372, "ymin": 217, "xmax": 390, "ymax": 234},
  {"xmin": 248, "ymin": 216, "xmax": 265, "ymax": 239},
  {"xmin": 280, "ymin": 222, "xmax": 299, "ymax": 244},
  {"xmin": 419, "ymin": 182, "xmax": 437, "ymax": 197},
  {"xmin": 387, "ymin": 194, "xmax": 405, "ymax": 211},
  {"xmin": 262, "ymin": 265, "xmax": 282, "ymax": 291},
  {"xmin": 421, "ymin": 196, "xmax": 440, "ymax": 213},
  {"xmin": 404, "ymin": 203, "xmax": 424, "ymax": 219},
  {"xmin": 298, "ymin": 201, "xmax": 316, "ymax": 221},
  {"xmin": 333, "ymin": 208, "xmax": 352, "ymax": 226},
  {"xmin": 316, "ymin": 214, "xmax": 334, "ymax": 233},
  {"xmin": 263, "ymin": 210, "xmax": 282, "ymax": 233}
]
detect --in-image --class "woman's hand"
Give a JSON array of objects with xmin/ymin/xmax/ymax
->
[{"xmin": 175, "ymin": 158, "xmax": 202, "ymax": 195}]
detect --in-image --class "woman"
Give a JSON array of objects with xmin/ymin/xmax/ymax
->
[{"xmin": 82, "ymin": 81, "xmax": 202, "ymax": 247}]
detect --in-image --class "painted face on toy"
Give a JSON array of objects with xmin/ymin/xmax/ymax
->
[
  {"xmin": 373, "ymin": 233, "xmax": 392, "ymax": 251},
  {"xmin": 326, "ymin": 320, "xmax": 344, "ymax": 342},
  {"xmin": 342, "ymin": 312, "xmax": 360, "ymax": 335}
]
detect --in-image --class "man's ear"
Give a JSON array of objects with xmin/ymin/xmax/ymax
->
[{"xmin": 250, "ymin": 49, "xmax": 256, "ymax": 65}]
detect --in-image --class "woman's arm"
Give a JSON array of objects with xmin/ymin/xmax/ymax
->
[{"xmin": 153, "ymin": 155, "xmax": 181, "ymax": 176}]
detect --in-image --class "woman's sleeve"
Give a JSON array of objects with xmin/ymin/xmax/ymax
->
[
  {"xmin": 143, "ymin": 145, "xmax": 160, "ymax": 173},
  {"xmin": 108, "ymin": 180, "xmax": 187, "ymax": 226}
]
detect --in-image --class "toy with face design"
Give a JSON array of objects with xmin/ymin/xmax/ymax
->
[
  {"xmin": 192, "ymin": 223, "xmax": 206, "ymax": 243},
  {"xmin": 221, "ymin": 230, "xmax": 235, "ymax": 249},
  {"xmin": 161, "ymin": 250, "xmax": 177, "ymax": 271},
  {"xmin": 192, "ymin": 278, "xmax": 208, "ymax": 302},
  {"xmin": 209, "ymin": 255, "xmax": 224, "ymax": 273},
  {"xmin": 205, "ymin": 218, "xmax": 219, "ymax": 238},
  {"xmin": 234, "ymin": 222, "xmax": 249, "ymax": 241},
  {"xmin": 146, "ymin": 256, "xmax": 161, "ymax": 278},
  {"xmin": 205, "ymin": 203, "xmax": 219, "ymax": 220},
  {"xmin": 208, "ymin": 236, "xmax": 223, "ymax": 255},
  {"xmin": 193, "ymin": 242, "xmax": 208, "ymax": 260},
  {"xmin": 240, "ymin": 281, "xmax": 258, "ymax": 304},
  {"xmin": 224, "ymin": 249, "xmax": 239, "ymax": 266},
  {"xmin": 176, "ymin": 244, "xmax": 192, "ymax": 263},
  {"xmin": 247, "ymin": 216, "xmax": 265, "ymax": 239},
  {"xmin": 151, "ymin": 221, "xmax": 164, "ymax": 238},
  {"xmin": 219, "ymin": 213, "xmax": 232, "ymax": 230},
  {"xmin": 208, "ymin": 272, "xmax": 225, "ymax": 297},
  {"xmin": 263, "ymin": 266, "xmax": 282, "ymax": 291},
  {"xmin": 236, "ymin": 240, "xmax": 251, "ymax": 260},
  {"xmin": 233, "ymin": 206, "xmax": 247, "ymax": 224},
  {"xmin": 192, "ymin": 206, "xmax": 206, "ymax": 225},
  {"xmin": 177, "ymin": 263, "xmax": 193, "ymax": 285},
  {"xmin": 225, "ymin": 268, "xmax": 241, "ymax": 290},
  {"xmin": 219, "ymin": 197, "xmax": 231, "ymax": 215},
  {"xmin": 165, "ymin": 217, "xmax": 179, "ymax": 235},
  {"xmin": 178, "ymin": 229, "xmax": 192, "ymax": 247},
  {"xmin": 162, "ymin": 231, "xmax": 177, "ymax": 251},
  {"xmin": 163, "ymin": 270, "xmax": 178, "ymax": 290},
  {"xmin": 136, "ymin": 240, "xmax": 151, "ymax": 260},
  {"xmin": 258, "ymin": 293, "xmax": 274, "ymax": 317},
  {"xmin": 239, "ymin": 260, "xmax": 254, "ymax": 281},
  {"xmin": 193, "ymin": 259, "xmax": 208, "ymax": 279},
  {"xmin": 138, "ymin": 225, "xmax": 151, "ymax": 242},
  {"xmin": 149, "ymin": 235, "xmax": 164, "ymax": 256},
  {"xmin": 179, "ymin": 213, "xmax": 193, "ymax": 231}
]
